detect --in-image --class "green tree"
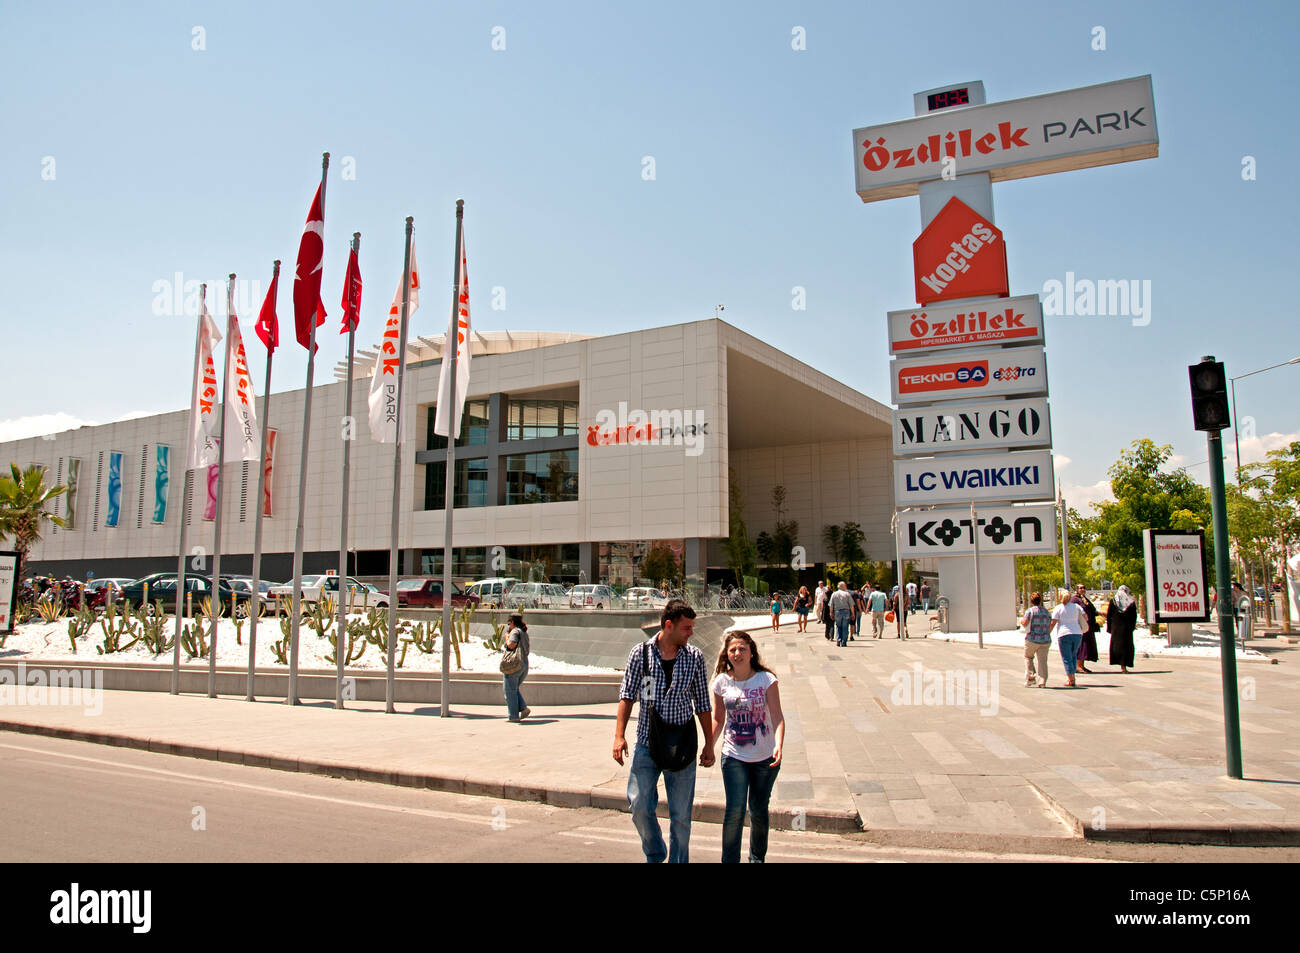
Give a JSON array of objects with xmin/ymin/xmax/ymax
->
[
  {"xmin": 640, "ymin": 544, "xmax": 682, "ymax": 588},
  {"xmin": 840, "ymin": 521, "xmax": 866, "ymax": 586},
  {"xmin": 821, "ymin": 524, "xmax": 843, "ymax": 575},
  {"xmin": 724, "ymin": 468, "xmax": 757, "ymax": 583},
  {"xmin": 0, "ymin": 463, "xmax": 68, "ymax": 583}
]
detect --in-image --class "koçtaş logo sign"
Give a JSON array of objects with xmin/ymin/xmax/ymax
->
[
  {"xmin": 891, "ymin": 346, "xmax": 1048, "ymax": 405},
  {"xmin": 912, "ymin": 197, "xmax": 1008, "ymax": 305},
  {"xmin": 887, "ymin": 295, "xmax": 1044, "ymax": 355}
]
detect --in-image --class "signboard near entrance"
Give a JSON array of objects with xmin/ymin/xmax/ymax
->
[
  {"xmin": 898, "ymin": 504, "xmax": 1057, "ymax": 558},
  {"xmin": 891, "ymin": 345, "xmax": 1048, "ymax": 405},
  {"xmin": 913, "ymin": 198, "xmax": 1009, "ymax": 304},
  {"xmin": 1143, "ymin": 529, "xmax": 1211, "ymax": 622},
  {"xmin": 893, "ymin": 396, "xmax": 1052, "ymax": 456},
  {"xmin": 853, "ymin": 74, "xmax": 1158, "ymax": 202},
  {"xmin": 894, "ymin": 449, "xmax": 1055, "ymax": 505},
  {"xmin": 888, "ymin": 294, "xmax": 1044, "ymax": 355}
]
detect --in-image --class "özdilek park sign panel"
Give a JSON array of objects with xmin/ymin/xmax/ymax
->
[{"xmin": 853, "ymin": 75, "xmax": 1157, "ymax": 202}]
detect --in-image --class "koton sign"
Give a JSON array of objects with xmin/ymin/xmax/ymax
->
[
  {"xmin": 898, "ymin": 504, "xmax": 1057, "ymax": 558},
  {"xmin": 894, "ymin": 397, "xmax": 1051, "ymax": 456},
  {"xmin": 888, "ymin": 294, "xmax": 1044, "ymax": 355},
  {"xmin": 894, "ymin": 450, "xmax": 1055, "ymax": 505},
  {"xmin": 913, "ymin": 198, "xmax": 1008, "ymax": 304},
  {"xmin": 853, "ymin": 75, "xmax": 1158, "ymax": 202},
  {"xmin": 892, "ymin": 345, "xmax": 1048, "ymax": 405},
  {"xmin": 1142, "ymin": 529, "xmax": 1211, "ymax": 622}
]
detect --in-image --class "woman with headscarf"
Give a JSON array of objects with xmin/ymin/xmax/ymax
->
[
  {"xmin": 1106, "ymin": 585, "xmax": 1138, "ymax": 673},
  {"xmin": 1072, "ymin": 584, "xmax": 1100, "ymax": 674}
]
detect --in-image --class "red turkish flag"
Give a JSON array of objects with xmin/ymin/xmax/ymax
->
[
  {"xmin": 255, "ymin": 265, "xmax": 280, "ymax": 353},
  {"xmin": 340, "ymin": 246, "xmax": 362, "ymax": 334},
  {"xmin": 293, "ymin": 184, "xmax": 327, "ymax": 350}
]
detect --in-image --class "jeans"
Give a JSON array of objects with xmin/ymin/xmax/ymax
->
[
  {"xmin": 923, "ymin": 597, "xmax": 930, "ymax": 612},
  {"xmin": 627, "ymin": 742, "xmax": 697, "ymax": 863},
  {"xmin": 504, "ymin": 661, "xmax": 528, "ymax": 719},
  {"xmin": 834, "ymin": 608, "xmax": 850, "ymax": 646},
  {"xmin": 853, "ymin": 611, "xmax": 861, "ymax": 635},
  {"xmin": 721, "ymin": 755, "xmax": 781, "ymax": 863},
  {"xmin": 1057, "ymin": 634, "xmax": 1081, "ymax": 677}
]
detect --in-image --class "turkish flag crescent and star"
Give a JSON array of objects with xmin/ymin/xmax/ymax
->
[
  {"xmin": 293, "ymin": 184, "xmax": 327, "ymax": 350},
  {"xmin": 340, "ymin": 246, "xmax": 362, "ymax": 334},
  {"xmin": 255, "ymin": 266, "xmax": 280, "ymax": 353}
]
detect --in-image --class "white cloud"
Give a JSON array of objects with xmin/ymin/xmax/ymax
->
[
  {"xmin": 1062, "ymin": 478, "xmax": 1113, "ymax": 516},
  {"xmin": 1053, "ymin": 454, "xmax": 1072, "ymax": 471},
  {"xmin": 1233, "ymin": 430, "xmax": 1300, "ymax": 469},
  {"xmin": 0, "ymin": 412, "xmax": 95, "ymax": 442}
]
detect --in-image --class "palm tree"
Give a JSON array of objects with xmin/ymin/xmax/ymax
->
[{"xmin": 0, "ymin": 464, "xmax": 68, "ymax": 583}]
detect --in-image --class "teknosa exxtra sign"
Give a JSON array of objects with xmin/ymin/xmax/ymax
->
[
  {"xmin": 893, "ymin": 397, "xmax": 1052, "ymax": 456},
  {"xmin": 897, "ymin": 504, "xmax": 1058, "ymax": 558},
  {"xmin": 1142, "ymin": 529, "xmax": 1210, "ymax": 622},
  {"xmin": 852, "ymin": 75, "xmax": 1158, "ymax": 202},
  {"xmin": 912, "ymin": 198, "xmax": 1008, "ymax": 305},
  {"xmin": 891, "ymin": 346, "xmax": 1048, "ymax": 405},
  {"xmin": 888, "ymin": 295, "xmax": 1044, "ymax": 355},
  {"xmin": 894, "ymin": 450, "xmax": 1055, "ymax": 505}
]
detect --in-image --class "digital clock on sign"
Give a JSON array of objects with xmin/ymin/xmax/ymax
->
[{"xmin": 927, "ymin": 87, "xmax": 969, "ymax": 111}]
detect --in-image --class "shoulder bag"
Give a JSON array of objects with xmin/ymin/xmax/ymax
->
[
  {"xmin": 500, "ymin": 627, "xmax": 524, "ymax": 675},
  {"xmin": 642, "ymin": 640, "xmax": 698, "ymax": 771}
]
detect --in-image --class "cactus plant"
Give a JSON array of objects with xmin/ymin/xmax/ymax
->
[
  {"xmin": 65, "ymin": 604, "xmax": 96, "ymax": 652},
  {"xmin": 138, "ymin": 601, "xmax": 174, "ymax": 654},
  {"xmin": 180, "ymin": 620, "xmax": 209, "ymax": 660},
  {"xmin": 305, "ymin": 594, "xmax": 336, "ymax": 639},
  {"xmin": 324, "ymin": 624, "xmax": 367, "ymax": 665}
]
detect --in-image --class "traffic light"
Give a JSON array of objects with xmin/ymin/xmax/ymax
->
[{"xmin": 1188, "ymin": 356, "xmax": 1230, "ymax": 432}]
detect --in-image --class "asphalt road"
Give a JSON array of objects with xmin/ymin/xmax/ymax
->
[{"xmin": 1, "ymin": 734, "xmax": 1296, "ymax": 863}]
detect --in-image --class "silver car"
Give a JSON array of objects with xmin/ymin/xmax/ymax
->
[
  {"xmin": 505, "ymin": 582, "xmax": 568, "ymax": 609},
  {"xmin": 569, "ymin": 584, "xmax": 621, "ymax": 609}
]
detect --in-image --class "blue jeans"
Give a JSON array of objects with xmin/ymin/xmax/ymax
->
[
  {"xmin": 504, "ymin": 661, "xmax": 528, "ymax": 719},
  {"xmin": 721, "ymin": 755, "xmax": 781, "ymax": 863},
  {"xmin": 1057, "ymin": 635, "xmax": 1081, "ymax": 677},
  {"xmin": 627, "ymin": 743, "xmax": 696, "ymax": 863},
  {"xmin": 834, "ymin": 608, "xmax": 850, "ymax": 646}
]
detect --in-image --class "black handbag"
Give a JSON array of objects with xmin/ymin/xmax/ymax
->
[{"xmin": 642, "ymin": 641, "xmax": 698, "ymax": 771}]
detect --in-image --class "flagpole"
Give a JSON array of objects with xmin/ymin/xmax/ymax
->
[
  {"xmin": 440, "ymin": 200, "xmax": 464, "ymax": 719},
  {"xmin": 207, "ymin": 274, "xmax": 237, "ymax": 698},
  {"xmin": 172, "ymin": 290, "xmax": 205, "ymax": 695},
  {"xmin": 247, "ymin": 260, "xmax": 279, "ymax": 702},
  {"xmin": 337, "ymin": 233, "xmax": 360, "ymax": 709},
  {"xmin": 289, "ymin": 152, "xmax": 329, "ymax": 707},
  {"xmin": 386, "ymin": 217, "xmax": 414, "ymax": 714}
]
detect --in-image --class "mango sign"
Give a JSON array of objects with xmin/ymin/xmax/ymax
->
[{"xmin": 913, "ymin": 198, "xmax": 1008, "ymax": 305}]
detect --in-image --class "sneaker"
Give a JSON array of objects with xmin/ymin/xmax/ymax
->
[
  {"xmin": 508, "ymin": 715, "xmax": 520, "ymax": 722},
  {"xmin": 520, "ymin": 707, "xmax": 532, "ymax": 720}
]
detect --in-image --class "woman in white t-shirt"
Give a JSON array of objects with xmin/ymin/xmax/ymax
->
[
  {"xmin": 710, "ymin": 630, "xmax": 785, "ymax": 863},
  {"xmin": 1050, "ymin": 588, "xmax": 1087, "ymax": 688}
]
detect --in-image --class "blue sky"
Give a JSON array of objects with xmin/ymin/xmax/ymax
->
[{"xmin": 2, "ymin": 0, "xmax": 1298, "ymax": 512}]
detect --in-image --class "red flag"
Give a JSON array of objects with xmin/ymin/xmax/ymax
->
[
  {"xmin": 293, "ymin": 184, "xmax": 327, "ymax": 350},
  {"xmin": 340, "ymin": 246, "xmax": 362, "ymax": 334},
  {"xmin": 255, "ymin": 265, "xmax": 280, "ymax": 353}
]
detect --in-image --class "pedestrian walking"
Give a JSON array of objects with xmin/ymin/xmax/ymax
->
[
  {"xmin": 502, "ymin": 613, "xmax": 531, "ymax": 721},
  {"xmin": 830, "ymin": 581, "xmax": 854, "ymax": 647},
  {"xmin": 1073, "ymin": 584, "xmax": 1099, "ymax": 673},
  {"xmin": 710, "ymin": 630, "xmax": 784, "ymax": 863},
  {"xmin": 613, "ymin": 600, "xmax": 716, "ymax": 863},
  {"xmin": 920, "ymin": 580, "xmax": 932, "ymax": 613},
  {"xmin": 1050, "ymin": 588, "xmax": 1087, "ymax": 688},
  {"xmin": 1232, "ymin": 581, "xmax": 1253, "ymax": 642},
  {"xmin": 906, "ymin": 580, "xmax": 918, "ymax": 615},
  {"xmin": 770, "ymin": 593, "xmax": 781, "ymax": 632},
  {"xmin": 793, "ymin": 586, "xmax": 811, "ymax": 633},
  {"xmin": 868, "ymin": 583, "xmax": 888, "ymax": 638},
  {"xmin": 851, "ymin": 584, "xmax": 864, "ymax": 640},
  {"xmin": 1106, "ymin": 584, "xmax": 1138, "ymax": 673},
  {"xmin": 1020, "ymin": 592, "xmax": 1052, "ymax": 687}
]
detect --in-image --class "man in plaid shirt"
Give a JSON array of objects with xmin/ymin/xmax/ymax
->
[{"xmin": 614, "ymin": 600, "xmax": 715, "ymax": 863}]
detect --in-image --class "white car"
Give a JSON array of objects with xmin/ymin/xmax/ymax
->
[
  {"xmin": 463, "ymin": 577, "xmax": 520, "ymax": 608},
  {"xmin": 504, "ymin": 582, "xmax": 568, "ymax": 609},
  {"xmin": 624, "ymin": 587, "xmax": 669, "ymax": 608},
  {"xmin": 569, "ymin": 584, "xmax": 621, "ymax": 609},
  {"xmin": 267, "ymin": 574, "xmax": 389, "ymax": 612}
]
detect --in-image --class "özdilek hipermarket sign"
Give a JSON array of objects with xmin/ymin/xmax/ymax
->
[
  {"xmin": 888, "ymin": 295, "xmax": 1044, "ymax": 355},
  {"xmin": 898, "ymin": 503, "xmax": 1058, "ymax": 558},
  {"xmin": 853, "ymin": 75, "xmax": 1157, "ymax": 203},
  {"xmin": 891, "ymin": 345, "xmax": 1048, "ymax": 405},
  {"xmin": 1142, "ymin": 529, "xmax": 1211, "ymax": 623},
  {"xmin": 893, "ymin": 396, "xmax": 1051, "ymax": 456},
  {"xmin": 894, "ymin": 449, "xmax": 1055, "ymax": 505}
]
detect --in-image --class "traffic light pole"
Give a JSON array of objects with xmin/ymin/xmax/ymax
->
[{"xmin": 1207, "ymin": 428, "xmax": 1244, "ymax": 779}]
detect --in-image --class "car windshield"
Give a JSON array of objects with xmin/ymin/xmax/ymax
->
[{"xmin": 397, "ymin": 580, "xmax": 424, "ymax": 590}]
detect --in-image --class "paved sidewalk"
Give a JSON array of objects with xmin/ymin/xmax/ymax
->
[{"xmin": 2, "ymin": 609, "xmax": 1297, "ymax": 844}]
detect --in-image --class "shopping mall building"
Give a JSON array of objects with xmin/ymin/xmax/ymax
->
[{"xmin": 4, "ymin": 318, "xmax": 903, "ymax": 587}]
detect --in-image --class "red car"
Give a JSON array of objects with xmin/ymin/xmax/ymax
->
[{"xmin": 394, "ymin": 579, "xmax": 480, "ymax": 609}]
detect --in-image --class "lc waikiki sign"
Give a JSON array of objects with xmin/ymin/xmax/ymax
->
[
  {"xmin": 853, "ymin": 75, "xmax": 1158, "ymax": 202},
  {"xmin": 913, "ymin": 198, "xmax": 1008, "ymax": 304},
  {"xmin": 891, "ymin": 345, "xmax": 1048, "ymax": 405},
  {"xmin": 894, "ymin": 450, "xmax": 1055, "ymax": 506}
]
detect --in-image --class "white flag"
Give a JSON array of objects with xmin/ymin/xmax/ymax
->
[
  {"xmin": 367, "ymin": 233, "xmax": 419, "ymax": 443},
  {"xmin": 223, "ymin": 281, "xmax": 261, "ymax": 462},
  {"xmin": 433, "ymin": 225, "xmax": 470, "ymax": 438},
  {"xmin": 186, "ymin": 292, "xmax": 224, "ymax": 471}
]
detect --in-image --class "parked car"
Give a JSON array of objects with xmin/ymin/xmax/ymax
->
[
  {"xmin": 83, "ymin": 577, "xmax": 135, "ymax": 610},
  {"xmin": 569, "ymin": 584, "xmax": 621, "ymax": 609},
  {"xmin": 624, "ymin": 586, "xmax": 669, "ymax": 609},
  {"xmin": 504, "ymin": 582, "xmax": 568, "ymax": 609},
  {"xmin": 395, "ymin": 578, "xmax": 480, "ymax": 609},
  {"xmin": 463, "ymin": 577, "xmax": 520, "ymax": 608},
  {"xmin": 119, "ymin": 573, "xmax": 254, "ymax": 617},
  {"xmin": 223, "ymin": 576, "xmax": 283, "ymax": 597},
  {"xmin": 268, "ymin": 574, "xmax": 389, "ymax": 612}
]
